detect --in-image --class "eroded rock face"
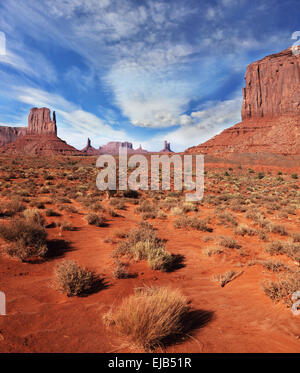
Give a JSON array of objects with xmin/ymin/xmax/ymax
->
[
  {"xmin": 186, "ymin": 47, "xmax": 300, "ymax": 156},
  {"xmin": 0, "ymin": 107, "xmax": 80, "ymax": 155},
  {"xmin": 242, "ymin": 48, "xmax": 300, "ymax": 119},
  {"xmin": 0, "ymin": 126, "xmax": 27, "ymax": 147},
  {"xmin": 27, "ymin": 107, "xmax": 57, "ymax": 135}
]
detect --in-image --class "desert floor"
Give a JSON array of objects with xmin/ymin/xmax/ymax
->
[{"xmin": 0, "ymin": 155, "xmax": 299, "ymax": 353}]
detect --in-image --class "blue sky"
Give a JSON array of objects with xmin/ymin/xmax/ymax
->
[{"xmin": 0, "ymin": 0, "xmax": 299, "ymax": 151}]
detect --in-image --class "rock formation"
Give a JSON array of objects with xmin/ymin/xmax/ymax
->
[
  {"xmin": 0, "ymin": 107, "xmax": 81, "ymax": 155},
  {"xmin": 81, "ymin": 138, "xmax": 101, "ymax": 155},
  {"xmin": 27, "ymin": 107, "xmax": 57, "ymax": 135},
  {"xmin": 241, "ymin": 48, "xmax": 300, "ymax": 119},
  {"xmin": 186, "ymin": 47, "xmax": 300, "ymax": 156},
  {"xmin": 0, "ymin": 126, "xmax": 27, "ymax": 147},
  {"xmin": 98, "ymin": 141, "xmax": 148, "ymax": 154},
  {"xmin": 159, "ymin": 140, "xmax": 174, "ymax": 153}
]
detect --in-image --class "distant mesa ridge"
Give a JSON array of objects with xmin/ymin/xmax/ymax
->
[
  {"xmin": 98, "ymin": 141, "xmax": 148, "ymax": 154},
  {"xmin": 186, "ymin": 46, "xmax": 300, "ymax": 156},
  {"xmin": 0, "ymin": 109, "xmax": 173, "ymax": 155}
]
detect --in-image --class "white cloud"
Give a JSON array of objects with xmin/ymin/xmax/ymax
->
[{"xmin": 149, "ymin": 95, "xmax": 243, "ymax": 152}]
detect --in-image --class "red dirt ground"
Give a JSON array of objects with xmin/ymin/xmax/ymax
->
[{"xmin": 0, "ymin": 159, "xmax": 300, "ymax": 353}]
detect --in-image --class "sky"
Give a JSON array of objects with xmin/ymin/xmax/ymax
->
[{"xmin": 0, "ymin": 0, "xmax": 299, "ymax": 152}]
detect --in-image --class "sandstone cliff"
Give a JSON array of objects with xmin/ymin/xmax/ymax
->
[
  {"xmin": 27, "ymin": 107, "xmax": 57, "ymax": 135},
  {"xmin": 0, "ymin": 107, "xmax": 81, "ymax": 156},
  {"xmin": 0, "ymin": 126, "xmax": 27, "ymax": 147},
  {"xmin": 186, "ymin": 47, "xmax": 300, "ymax": 156}
]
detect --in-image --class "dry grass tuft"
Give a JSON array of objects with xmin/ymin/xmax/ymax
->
[
  {"xmin": 103, "ymin": 286, "xmax": 190, "ymax": 350},
  {"xmin": 0, "ymin": 218, "xmax": 48, "ymax": 261}
]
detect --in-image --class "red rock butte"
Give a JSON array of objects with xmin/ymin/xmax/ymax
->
[
  {"xmin": 0, "ymin": 107, "xmax": 81, "ymax": 156},
  {"xmin": 186, "ymin": 47, "xmax": 300, "ymax": 156}
]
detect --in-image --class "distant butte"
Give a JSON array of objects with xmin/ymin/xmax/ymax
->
[
  {"xmin": 81, "ymin": 138, "xmax": 101, "ymax": 156},
  {"xmin": 0, "ymin": 107, "xmax": 81, "ymax": 156},
  {"xmin": 159, "ymin": 140, "xmax": 174, "ymax": 153},
  {"xmin": 186, "ymin": 47, "xmax": 300, "ymax": 156}
]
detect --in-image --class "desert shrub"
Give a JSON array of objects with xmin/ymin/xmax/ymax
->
[
  {"xmin": 174, "ymin": 216, "xmax": 212, "ymax": 232},
  {"xmin": 262, "ymin": 260, "xmax": 291, "ymax": 273},
  {"xmin": 266, "ymin": 240, "xmax": 285, "ymax": 255},
  {"xmin": 266, "ymin": 240, "xmax": 300, "ymax": 262},
  {"xmin": 64, "ymin": 205, "xmax": 79, "ymax": 214},
  {"xmin": 157, "ymin": 210, "xmax": 167, "ymax": 220},
  {"xmin": 268, "ymin": 223, "xmax": 288, "ymax": 236},
  {"xmin": 235, "ymin": 224, "xmax": 256, "ymax": 236},
  {"xmin": 141, "ymin": 211, "xmax": 157, "ymax": 220},
  {"xmin": 147, "ymin": 246, "xmax": 174, "ymax": 271},
  {"xmin": 108, "ymin": 208, "xmax": 119, "ymax": 217},
  {"xmin": 23, "ymin": 209, "xmax": 45, "ymax": 226},
  {"xmin": 112, "ymin": 261, "xmax": 132, "ymax": 279},
  {"xmin": 170, "ymin": 207, "xmax": 184, "ymax": 216},
  {"xmin": 291, "ymin": 174, "xmax": 298, "ymax": 179},
  {"xmin": 0, "ymin": 219, "xmax": 48, "ymax": 260},
  {"xmin": 113, "ymin": 224, "xmax": 176, "ymax": 272},
  {"xmin": 115, "ymin": 230, "xmax": 128, "ymax": 239},
  {"xmin": 0, "ymin": 199, "xmax": 26, "ymax": 217},
  {"xmin": 220, "ymin": 237, "xmax": 241, "ymax": 249},
  {"xmin": 135, "ymin": 201, "xmax": 157, "ymax": 214},
  {"xmin": 292, "ymin": 233, "xmax": 300, "ymax": 243},
  {"xmin": 89, "ymin": 202, "xmax": 106, "ymax": 213},
  {"xmin": 230, "ymin": 201, "xmax": 247, "ymax": 213},
  {"xmin": 217, "ymin": 211, "xmax": 238, "ymax": 227},
  {"xmin": 262, "ymin": 272, "xmax": 300, "ymax": 306},
  {"xmin": 6, "ymin": 242, "xmax": 48, "ymax": 261},
  {"xmin": 103, "ymin": 286, "xmax": 189, "ymax": 350},
  {"xmin": 182, "ymin": 202, "xmax": 198, "ymax": 213},
  {"xmin": 86, "ymin": 213, "xmax": 107, "ymax": 227},
  {"xmin": 55, "ymin": 260, "xmax": 95, "ymax": 296},
  {"xmin": 109, "ymin": 199, "xmax": 126, "ymax": 210}
]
